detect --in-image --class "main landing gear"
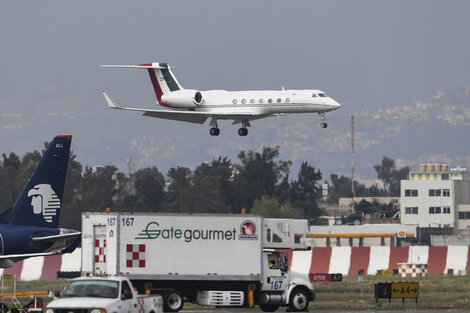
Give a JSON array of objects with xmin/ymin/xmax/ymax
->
[
  {"xmin": 238, "ymin": 120, "xmax": 250, "ymax": 136},
  {"xmin": 319, "ymin": 113, "xmax": 328, "ymax": 128},
  {"xmin": 209, "ymin": 118, "xmax": 220, "ymax": 136},
  {"xmin": 210, "ymin": 127, "xmax": 220, "ymax": 136},
  {"xmin": 209, "ymin": 118, "xmax": 250, "ymax": 136}
]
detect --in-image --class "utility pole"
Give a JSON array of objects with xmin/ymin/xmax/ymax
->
[{"xmin": 351, "ymin": 115, "xmax": 356, "ymax": 208}]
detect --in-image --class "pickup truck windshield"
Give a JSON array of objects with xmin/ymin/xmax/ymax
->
[{"xmin": 63, "ymin": 280, "xmax": 119, "ymax": 298}]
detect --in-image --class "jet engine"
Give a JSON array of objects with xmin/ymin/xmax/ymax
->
[{"xmin": 161, "ymin": 90, "xmax": 204, "ymax": 108}]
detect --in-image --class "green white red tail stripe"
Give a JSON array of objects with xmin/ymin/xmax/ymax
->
[{"xmin": 139, "ymin": 62, "xmax": 182, "ymax": 106}]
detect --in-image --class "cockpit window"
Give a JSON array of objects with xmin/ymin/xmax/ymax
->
[
  {"xmin": 312, "ymin": 93, "xmax": 317, "ymax": 97},
  {"xmin": 318, "ymin": 93, "xmax": 327, "ymax": 97}
]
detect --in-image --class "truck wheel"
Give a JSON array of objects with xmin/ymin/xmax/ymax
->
[
  {"xmin": 289, "ymin": 289, "xmax": 309, "ymax": 312},
  {"xmin": 260, "ymin": 304, "xmax": 279, "ymax": 312},
  {"xmin": 163, "ymin": 290, "xmax": 184, "ymax": 312}
]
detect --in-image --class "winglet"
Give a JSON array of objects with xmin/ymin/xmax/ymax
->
[{"xmin": 101, "ymin": 91, "xmax": 121, "ymax": 109}]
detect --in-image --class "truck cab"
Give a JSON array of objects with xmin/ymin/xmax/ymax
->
[{"xmin": 259, "ymin": 250, "xmax": 314, "ymax": 312}]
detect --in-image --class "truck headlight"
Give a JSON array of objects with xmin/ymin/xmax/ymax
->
[{"xmin": 90, "ymin": 309, "xmax": 106, "ymax": 313}]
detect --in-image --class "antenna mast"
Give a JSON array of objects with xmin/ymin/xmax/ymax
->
[{"xmin": 351, "ymin": 115, "xmax": 356, "ymax": 203}]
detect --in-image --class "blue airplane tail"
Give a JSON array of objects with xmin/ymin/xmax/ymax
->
[{"xmin": 0, "ymin": 135, "xmax": 72, "ymax": 229}]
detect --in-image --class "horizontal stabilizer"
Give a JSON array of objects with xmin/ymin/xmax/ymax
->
[
  {"xmin": 101, "ymin": 64, "xmax": 166, "ymax": 69},
  {"xmin": 32, "ymin": 231, "xmax": 81, "ymax": 243}
]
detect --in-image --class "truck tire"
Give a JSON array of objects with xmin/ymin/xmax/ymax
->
[
  {"xmin": 259, "ymin": 304, "xmax": 279, "ymax": 312},
  {"xmin": 289, "ymin": 288, "xmax": 309, "ymax": 312},
  {"xmin": 0, "ymin": 303, "xmax": 8, "ymax": 313},
  {"xmin": 163, "ymin": 290, "xmax": 184, "ymax": 312}
]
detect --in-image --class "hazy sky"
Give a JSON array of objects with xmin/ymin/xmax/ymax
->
[{"xmin": 1, "ymin": 1, "xmax": 469, "ymax": 180}]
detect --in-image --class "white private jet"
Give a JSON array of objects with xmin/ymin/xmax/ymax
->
[{"xmin": 101, "ymin": 62, "xmax": 341, "ymax": 136}]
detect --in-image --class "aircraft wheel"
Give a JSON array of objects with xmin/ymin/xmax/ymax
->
[
  {"xmin": 238, "ymin": 128, "xmax": 248, "ymax": 136},
  {"xmin": 321, "ymin": 122, "xmax": 328, "ymax": 128},
  {"xmin": 210, "ymin": 127, "xmax": 220, "ymax": 136}
]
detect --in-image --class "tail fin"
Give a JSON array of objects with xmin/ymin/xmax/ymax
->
[
  {"xmin": 0, "ymin": 135, "xmax": 72, "ymax": 228},
  {"xmin": 101, "ymin": 62, "xmax": 183, "ymax": 106}
]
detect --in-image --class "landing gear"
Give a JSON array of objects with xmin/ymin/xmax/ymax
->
[
  {"xmin": 319, "ymin": 113, "xmax": 328, "ymax": 128},
  {"xmin": 238, "ymin": 128, "xmax": 248, "ymax": 136},
  {"xmin": 238, "ymin": 119, "xmax": 250, "ymax": 136},
  {"xmin": 210, "ymin": 127, "xmax": 220, "ymax": 136},
  {"xmin": 209, "ymin": 118, "xmax": 220, "ymax": 136}
]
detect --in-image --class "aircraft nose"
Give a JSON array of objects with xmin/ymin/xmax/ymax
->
[{"xmin": 332, "ymin": 99, "xmax": 341, "ymax": 110}]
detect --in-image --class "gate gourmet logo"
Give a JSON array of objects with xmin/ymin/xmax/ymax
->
[
  {"xmin": 239, "ymin": 220, "xmax": 258, "ymax": 240},
  {"xmin": 135, "ymin": 221, "xmax": 236, "ymax": 243},
  {"xmin": 27, "ymin": 184, "xmax": 60, "ymax": 223}
]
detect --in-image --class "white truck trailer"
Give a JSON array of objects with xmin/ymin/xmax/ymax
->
[{"xmin": 81, "ymin": 213, "xmax": 314, "ymax": 312}]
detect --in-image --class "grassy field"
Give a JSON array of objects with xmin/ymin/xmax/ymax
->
[
  {"xmin": 312, "ymin": 274, "xmax": 470, "ymax": 310},
  {"xmin": 1, "ymin": 275, "xmax": 469, "ymax": 310}
]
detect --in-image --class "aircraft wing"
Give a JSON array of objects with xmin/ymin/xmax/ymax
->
[{"xmin": 102, "ymin": 91, "xmax": 257, "ymax": 125}]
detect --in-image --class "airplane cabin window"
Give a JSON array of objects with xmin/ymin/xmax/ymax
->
[
  {"xmin": 233, "ymin": 99, "xmax": 238, "ymax": 104},
  {"xmin": 286, "ymin": 98, "xmax": 290, "ymax": 102},
  {"xmin": 268, "ymin": 98, "xmax": 273, "ymax": 103},
  {"xmin": 277, "ymin": 98, "xmax": 281, "ymax": 103},
  {"xmin": 318, "ymin": 93, "xmax": 327, "ymax": 97},
  {"xmin": 250, "ymin": 99, "xmax": 255, "ymax": 104},
  {"xmin": 259, "ymin": 99, "xmax": 264, "ymax": 103},
  {"xmin": 242, "ymin": 99, "xmax": 247, "ymax": 104},
  {"xmin": 312, "ymin": 93, "xmax": 317, "ymax": 97}
]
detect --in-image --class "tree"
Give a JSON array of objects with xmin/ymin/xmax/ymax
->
[
  {"xmin": 132, "ymin": 167, "xmax": 166, "ymax": 212},
  {"xmin": 78, "ymin": 166, "xmax": 118, "ymax": 212},
  {"xmin": 374, "ymin": 156, "xmax": 409, "ymax": 196},
  {"xmin": 232, "ymin": 146, "xmax": 291, "ymax": 210},
  {"xmin": 289, "ymin": 161, "xmax": 324, "ymax": 218},
  {"xmin": 251, "ymin": 195, "xmax": 300, "ymax": 218},
  {"xmin": 163, "ymin": 166, "xmax": 193, "ymax": 212},
  {"xmin": 191, "ymin": 160, "xmax": 232, "ymax": 213}
]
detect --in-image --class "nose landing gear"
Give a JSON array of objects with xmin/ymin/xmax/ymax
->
[{"xmin": 319, "ymin": 113, "xmax": 328, "ymax": 128}]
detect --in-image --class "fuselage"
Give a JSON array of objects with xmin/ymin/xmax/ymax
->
[
  {"xmin": 0, "ymin": 224, "xmax": 60, "ymax": 255},
  {"xmin": 161, "ymin": 89, "xmax": 341, "ymax": 117}
]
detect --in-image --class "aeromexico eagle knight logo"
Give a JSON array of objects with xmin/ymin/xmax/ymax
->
[{"xmin": 27, "ymin": 184, "xmax": 60, "ymax": 223}]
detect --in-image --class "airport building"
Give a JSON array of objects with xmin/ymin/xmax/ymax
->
[{"xmin": 400, "ymin": 164, "xmax": 470, "ymax": 232}]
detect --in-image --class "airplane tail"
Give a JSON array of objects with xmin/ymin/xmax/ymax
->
[
  {"xmin": 101, "ymin": 62, "xmax": 183, "ymax": 107},
  {"xmin": 0, "ymin": 135, "xmax": 72, "ymax": 229}
]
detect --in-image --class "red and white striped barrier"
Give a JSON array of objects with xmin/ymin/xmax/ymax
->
[
  {"xmin": 2, "ymin": 246, "xmax": 470, "ymax": 280},
  {"xmin": 0, "ymin": 249, "xmax": 81, "ymax": 281},
  {"xmin": 290, "ymin": 246, "xmax": 470, "ymax": 276}
]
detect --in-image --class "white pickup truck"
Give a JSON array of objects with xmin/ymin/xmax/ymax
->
[{"xmin": 46, "ymin": 276, "xmax": 163, "ymax": 313}]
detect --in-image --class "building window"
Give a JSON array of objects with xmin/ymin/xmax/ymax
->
[
  {"xmin": 443, "ymin": 189, "xmax": 450, "ymax": 197},
  {"xmin": 441, "ymin": 173, "xmax": 449, "ymax": 180},
  {"xmin": 405, "ymin": 207, "xmax": 418, "ymax": 214},
  {"xmin": 443, "ymin": 207, "xmax": 451, "ymax": 214},
  {"xmin": 459, "ymin": 212, "xmax": 470, "ymax": 220},
  {"xmin": 429, "ymin": 189, "xmax": 441, "ymax": 196},
  {"xmin": 429, "ymin": 206, "xmax": 442, "ymax": 214},
  {"xmin": 405, "ymin": 189, "xmax": 418, "ymax": 197}
]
